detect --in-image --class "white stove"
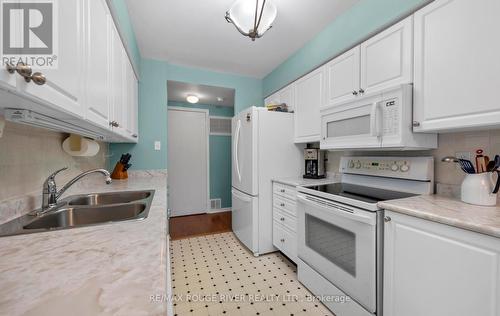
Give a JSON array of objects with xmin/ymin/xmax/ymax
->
[{"xmin": 296, "ymin": 156, "xmax": 434, "ymax": 316}]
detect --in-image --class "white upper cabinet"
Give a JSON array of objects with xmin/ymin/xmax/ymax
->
[
  {"xmin": 360, "ymin": 16, "xmax": 413, "ymax": 94},
  {"xmin": 384, "ymin": 211, "xmax": 500, "ymax": 316},
  {"xmin": 84, "ymin": 0, "xmax": 111, "ymax": 129},
  {"xmin": 413, "ymin": 0, "xmax": 500, "ymax": 132},
  {"xmin": 16, "ymin": 0, "xmax": 85, "ymax": 117},
  {"xmin": 324, "ymin": 46, "xmax": 360, "ymax": 107},
  {"xmin": 324, "ymin": 16, "xmax": 413, "ymax": 109},
  {"xmin": 294, "ymin": 67, "xmax": 323, "ymax": 143},
  {"xmin": 264, "ymin": 92, "xmax": 280, "ymax": 106},
  {"xmin": 278, "ymin": 84, "xmax": 295, "ymax": 112},
  {"xmin": 110, "ymin": 23, "xmax": 126, "ymax": 137}
]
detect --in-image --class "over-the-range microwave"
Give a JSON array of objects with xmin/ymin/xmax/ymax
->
[{"xmin": 320, "ymin": 84, "xmax": 437, "ymax": 150}]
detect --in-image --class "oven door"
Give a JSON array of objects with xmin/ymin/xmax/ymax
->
[
  {"xmin": 320, "ymin": 94, "xmax": 383, "ymax": 150},
  {"xmin": 297, "ymin": 193, "xmax": 377, "ymax": 313}
]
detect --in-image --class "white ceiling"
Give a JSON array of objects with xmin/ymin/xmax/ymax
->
[
  {"xmin": 167, "ymin": 81, "xmax": 235, "ymax": 107},
  {"xmin": 124, "ymin": 0, "xmax": 359, "ymax": 78}
]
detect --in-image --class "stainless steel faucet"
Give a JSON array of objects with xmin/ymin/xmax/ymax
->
[{"xmin": 39, "ymin": 167, "xmax": 112, "ymax": 215}]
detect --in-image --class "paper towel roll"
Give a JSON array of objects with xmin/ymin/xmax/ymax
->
[{"xmin": 62, "ymin": 136, "xmax": 100, "ymax": 157}]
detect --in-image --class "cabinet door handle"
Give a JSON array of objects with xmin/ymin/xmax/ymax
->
[
  {"xmin": 109, "ymin": 121, "xmax": 119, "ymax": 127},
  {"xmin": 280, "ymin": 238, "xmax": 285, "ymax": 243},
  {"xmin": 31, "ymin": 72, "xmax": 46, "ymax": 85},
  {"xmin": 280, "ymin": 203, "xmax": 285, "ymax": 207},
  {"xmin": 359, "ymin": 88, "xmax": 365, "ymax": 94},
  {"xmin": 384, "ymin": 216, "xmax": 391, "ymax": 223},
  {"xmin": 280, "ymin": 189, "xmax": 285, "ymax": 193},
  {"xmin": 5, "ymin": 63, "xmax": 15, "ymax": 74},
  {"xmin": 280, "ymin": 217, "xmax": 285, "ymax": 221},
  {"xmin": 412, "ymin": 121, "xmax": 421, "ymax": 127},
  {"xmin": 352, "ymin": 90, "xmax": 358, "ymax": 96},
  {"xmin": 132, "ymin": 134, "xmax": 138, "ymax": 138}
]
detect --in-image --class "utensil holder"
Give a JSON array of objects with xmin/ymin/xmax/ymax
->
[
  {"xmin": 461, "ymin": 173, "xmax": 497, "ymax": 206},
  {"xmin": 111, "ymin": 162, "xmax": 128, "ymax": 180}
]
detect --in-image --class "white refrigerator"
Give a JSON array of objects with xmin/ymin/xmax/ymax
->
[{"xmin": 232, "ymin": 106, "xmax": 302, "ymax": 256}]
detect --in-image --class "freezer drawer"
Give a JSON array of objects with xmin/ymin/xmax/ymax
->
[{"xmin": 231, "ymin": 188, "xmax": 258, "ymax": 255}]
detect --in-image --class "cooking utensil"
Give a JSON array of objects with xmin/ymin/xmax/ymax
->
[
  {"xmin": 475, "ymin": 149, "xmax": 487, "ymax": 173},
  {"xmin": 459, "ymin": 159, "xmax": 476, "ymax": 174}
]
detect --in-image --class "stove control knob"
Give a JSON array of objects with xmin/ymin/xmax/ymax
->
[
  {"xmin": 391, "ymin": 164, "xmax": 399, "ymax": 172},
  {"xmin": 355, "ymin": 161, "xmax": 362, "ymax": 169},
  {"xmin": 400, "ymin": 164, "xmax": 410, "ymax": 172}
]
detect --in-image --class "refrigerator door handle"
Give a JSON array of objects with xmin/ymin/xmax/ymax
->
[{"xmin": 234, "ymin": 119, "xmax": 242, "ymax": 182}]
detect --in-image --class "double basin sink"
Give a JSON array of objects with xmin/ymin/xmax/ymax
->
[{"xmin": 0, "ymin": 190, "xmax": 155, "ymax": 237}]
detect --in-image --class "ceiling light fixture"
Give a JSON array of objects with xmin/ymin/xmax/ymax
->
[
  {"xmin": 225, "ymin": 0, "xmax": 277, "ymax": 41},
  {"xmin": 217, "ymin": 97, "xmax": 224, "ymax": 102},
  {"xmin": 186, "ymin": 95, "xmax": 199, "ymax": 104}
]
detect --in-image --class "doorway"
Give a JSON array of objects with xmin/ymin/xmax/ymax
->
[{"xmin": 167, "ymin": 107, "xmax": 209, "ymax": 216}]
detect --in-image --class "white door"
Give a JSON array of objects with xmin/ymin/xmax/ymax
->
[
  {"xmin": 413, "ymin": 0, "xmax": 500, "ymax": 132},
  {"xmin": 168, "ymin": 108, "xmax": 209, "ymax": 217},
  {"xmin": 384, "ymin": 211, "xmax": 500, "ymax": 316},
  {"xmin": 324, "ymin": 46, "xmax": 361, "ymax": 108},
  {"xmin": 294, "ymin": 68, "xmax": 323, "ymax": 143},
  {"xmin": 360, "ymin": 16, "xmax": 413, "ymax": 95},
  {"xmin": 18, "ymin": 0, "xmax": 85, "ymax": 117},
  {"xmin": 232, "ymin": 108, "xmax": 258, "ymax": 195},
  {"xmin": 85, "ymin": 0, "xmax": 111, "ymax": 129}
]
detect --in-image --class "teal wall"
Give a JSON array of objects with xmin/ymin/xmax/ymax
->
[
  {"xmin": 110, "ymin": 59, "xmax": 169, "ymax": 170},
  {"xmin": 262, "ymin": 0, "xmax": 430, "ymax": 96},
  {"xmin": 110, "ymin": 0, "xmax": 141, "ymax": 71},
  {"xmin": 168, "ymin": 101, "xmax": 233, "ymax": 208}
]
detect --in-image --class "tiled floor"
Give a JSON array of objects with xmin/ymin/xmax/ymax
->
[{"xmin": 170, "ymin": 232, "xmax": 334, "ymax": 316}]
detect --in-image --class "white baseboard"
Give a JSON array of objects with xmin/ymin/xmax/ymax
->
[{"xmin": 207, "ymin": 207, "xmax": 231, "ymax": 214}]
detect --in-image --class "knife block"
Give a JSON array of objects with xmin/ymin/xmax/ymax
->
[{"xmin": 111, "ymin": 162, "xmax": 128, "ymax": 180}]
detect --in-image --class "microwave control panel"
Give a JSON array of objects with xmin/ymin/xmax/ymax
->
[{"xmin": 380, "ymin": 97, "xmax": 399, "ymax": 136}]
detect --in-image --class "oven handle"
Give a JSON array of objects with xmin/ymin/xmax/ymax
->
[{"xmin": 297, "ymin": 194, "xmax": 376, "ymax": 226}]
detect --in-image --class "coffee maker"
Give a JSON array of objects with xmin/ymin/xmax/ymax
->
[{"xmin": 303, "ymin": 148, "xmax": 325, "ymax": 179}]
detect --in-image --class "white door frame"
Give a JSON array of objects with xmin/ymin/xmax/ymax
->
[{"xmin": 168, "ymin": 106, "xmax": 210, "ymax": 214}]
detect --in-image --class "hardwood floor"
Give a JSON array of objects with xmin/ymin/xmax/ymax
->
[{"xmin": 169, "ymin": 211, "xmax": 231, "ymax": 240}]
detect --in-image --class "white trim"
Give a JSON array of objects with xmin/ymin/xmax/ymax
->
[
  {"xmin": 207, "ymin": 207, "xmax": 232, "ymax": 214},
  {"xmin": 167, "ymin": 107, "xmax": 211, "ymax": 213}
]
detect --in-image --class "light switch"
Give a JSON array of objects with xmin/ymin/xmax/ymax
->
[{"xmin": 154, "ymin": 141, "xmax": 161, "ymax": 151}]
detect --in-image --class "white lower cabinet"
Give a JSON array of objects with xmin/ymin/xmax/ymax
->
[
  {"xmin": 383, "ymin": 210, "xmax": 500, "ymax": 316},
  {"xmin": 272, "ymin": 182, "xmax": 298, "ymax": 262}
]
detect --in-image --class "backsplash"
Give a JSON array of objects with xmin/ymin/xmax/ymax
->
[
  {"xmin": 326, "ymin": 129, "xmax": 500, "ymax": 195},
  {"xmin": 0, "ymin": 120, "xmax": 108, "ymax": 202}
]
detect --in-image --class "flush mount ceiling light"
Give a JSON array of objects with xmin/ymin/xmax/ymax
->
[
  {"xmin": 186, "ymin": 95, "xmax": 199, "ymax": 104},
  {"xmin": 217, "ymin": 97, "xmax": 224, "ymax": 102},
  {"xmin": 225, "ymin": 0, "xmax": 277, "ymax": 41}
]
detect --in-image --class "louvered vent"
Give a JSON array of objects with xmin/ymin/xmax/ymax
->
[
  {"xmin": 210, "ymin": 198, "xmax": 222, "ymax": 210},
  {"xmin": 210, "ymin": 116, "xmax": 231, "ymax": 135}
]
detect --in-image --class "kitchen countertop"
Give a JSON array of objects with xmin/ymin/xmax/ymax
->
[
  {"xmin": 0, "ymin": 171, "xmax": 169, "ymax": 316},
  {"xmin": 379, "ymin": 195, "xmax": 500, "ymax": 239},
  {"xmin": 272, "ymin": 175, "xmax": 340, "ymax": 187}
]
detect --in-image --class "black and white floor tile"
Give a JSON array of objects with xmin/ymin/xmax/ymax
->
[{"xmin": 170, "ymin": 232, "xmax": 334, "ymax": 316}]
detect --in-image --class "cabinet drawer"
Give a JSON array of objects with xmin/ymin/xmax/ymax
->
[
  {"xmin": 273, "ymin": 195, "xmax": 296, "ymax": 216},
  {"xmin": 273, "ymin": 207, "xmax": 297, "ymax": 232},
  {"xmin": 273, "ymin": 222, "xmax": 297, "ymax": 263},
  {"xmin": 273, "ymin": 182, "xmax": 297, "ymax": 201}
]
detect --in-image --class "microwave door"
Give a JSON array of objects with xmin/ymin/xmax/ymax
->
[{"xmin": 321, "ymin": 99, "xmax": 382, "ymax": 150}]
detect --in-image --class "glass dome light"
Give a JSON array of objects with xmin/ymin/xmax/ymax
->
[{"xmin": 225, "ymin": 0, "xmax": 277, "ymax": 41}]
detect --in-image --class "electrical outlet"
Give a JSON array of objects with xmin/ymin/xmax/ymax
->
[
  {"xmin": 455, "ymin": 152, "xmax": 471, "ymax": 161},
  {"xmin": 154, "ymin": 141, "xmax": 161, "ymax": 151}
]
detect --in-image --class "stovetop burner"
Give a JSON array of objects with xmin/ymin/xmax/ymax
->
[{"xmin": 304, "ymin": 183, "xmax": 416, "ymax": 204}]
